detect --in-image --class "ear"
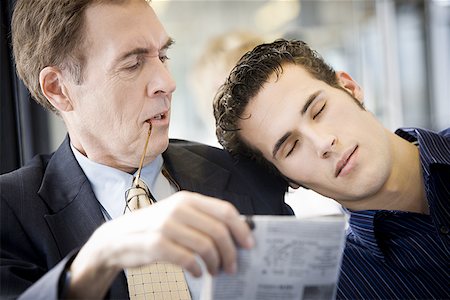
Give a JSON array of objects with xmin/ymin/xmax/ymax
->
[
  {"xmin": 285, "ymin": 176, "xmax": 310, "ymax": 190},
  {"xmin": 39, "ymin": 67, "xmax": 74, "ymax": 113},
  {"xmin": 285, "ymin": 176, "xmax": 301, "ymax": 189},
  {"xmin": 336, "ymin": 71, "xmax": 364, "ymax": 104},
  {"xmin": 288, "ymin": 181, "xmax": 301, "ymax": 189}
]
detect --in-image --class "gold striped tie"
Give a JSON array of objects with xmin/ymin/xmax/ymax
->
[{"xmin": 124, "ymin": 123, "xmax": 191, "ymax": 300}]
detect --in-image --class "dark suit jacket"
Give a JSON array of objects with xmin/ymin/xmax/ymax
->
[{"xmin": 0, "ymin": 137, "xmax": 292, "ymax": 299}]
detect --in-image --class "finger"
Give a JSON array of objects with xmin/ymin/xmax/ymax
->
[
  {"xmin": 91, "ymin": 219, "xmax": 203, "ymax": 275},
  {"xmin": 112, "ymin": 233, "xmax": 203, "ymax": 277},
  {"xmin": 154, "ymin": 238, "xmax": 204, "ymax": 278},
  {"xmin": 161, "ymin": 218, "xmax": 220, "ymax": 275},
  {"xmin": 187, "ymin": 193, "xmax": 254, "ymax": 249},
  {"xmin": 173, "ymin": 202, "xmax": 238, "ymax": 274}
]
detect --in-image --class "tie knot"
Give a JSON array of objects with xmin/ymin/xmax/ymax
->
[
  {"xmin": 125, "ymin": 177, "xmax": 153, "ymax": 213},
  {"xmin": 133, "ymin": 177, "xmax": 149, "ymax": 193}
]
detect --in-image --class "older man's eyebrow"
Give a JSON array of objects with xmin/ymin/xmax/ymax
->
[
  {"xmin": 162, "ymin": 37, "xmax": 175, "ymax": 51},
  {"xmin": 301, "ymin": 90, "xmax": 322, "ymax": 115},
  {"xmin": 112, "ymin": 37, "xmax": 175, "ymax": 68},
  {"xmin": 272, "ymin": 131, "xmax": 292, "ymax": 159},
  {"xmin": 117, "ymin": 48, "xmax": 149, "ymax": 63}
]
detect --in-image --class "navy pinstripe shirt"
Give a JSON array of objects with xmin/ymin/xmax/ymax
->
[{"xmin": 336, "ymin": 128, "xmax": 450, "ymax": 300}]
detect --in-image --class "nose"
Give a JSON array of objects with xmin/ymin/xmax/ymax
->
[
  {"xmin": 307, "ymin": 130, "xmax": 336, "ymax": 158},
  {"xmin": 146, "ymin": 59, "xmax": 176, "ymax": 97}
]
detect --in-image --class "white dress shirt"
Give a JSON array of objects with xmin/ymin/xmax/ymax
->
[{"xmin": 71, "ymin": 144, "xmax": 176, "ymax": 219}]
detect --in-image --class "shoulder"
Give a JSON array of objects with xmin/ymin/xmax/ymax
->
[
  {"xmin": 0, "ymin": 154, "xmax": 53, "ymax": 218},
  {"xmin": 168, "ymin": 139, "xmax": 231, "ymax": 158},
  {"xmin": 0, "ymin": 153, "xmax": 52, "ymax": 193},
  {"xmin": 166, "ymin": 139, "xmax": 292, "ymax": 215},
  {"xmin": 439, "ymin": 128, "xmax": 450, "ymax": 139},
  {"xmin": 167, "ymin": 139, "xmax": 237, "ymax": 168},
  {"xmin": 0, "ymin": 154, "xmax": 54, "ymax": 248},
  {"xmin": 167, "ymin": 139, "xmax": 281, "ymax": 179}
]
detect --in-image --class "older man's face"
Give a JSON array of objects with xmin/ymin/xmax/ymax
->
[{"xmin": 66, "ymin": 0, "xmax": 176, "ymax": 172}]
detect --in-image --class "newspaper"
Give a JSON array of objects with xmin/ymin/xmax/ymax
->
[{"xmin": 198, "ymin": 215, "xmax": 347, "ymax": 300}]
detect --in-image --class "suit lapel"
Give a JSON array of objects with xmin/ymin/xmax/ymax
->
[
  {"xmin": 162, "ymin": 142, "xmax": 255, "ymax": 213},
  {"xmin": 36, "ymin": 137, "xmax": 133, "ymax": 298},
  {"xmin": 38, "ymin": 137, "xmax": 105, "ymax": 257}
]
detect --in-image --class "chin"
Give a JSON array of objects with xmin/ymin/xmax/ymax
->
[
  {"xmin": 347, "ymin": 179, "xmax": 386, "ymax": 201},
  {"xmin": 150, "ymin": 133, "xmax": 170, "ymax": 155},
  {"xmin": 159, "ymin": 138, "xmax": 170, "ymax": 153}
]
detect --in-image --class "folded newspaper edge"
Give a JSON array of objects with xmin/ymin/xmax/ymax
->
[{"xmin": 197, "ymin": 214, "xmax": 348, "ymax": 300}]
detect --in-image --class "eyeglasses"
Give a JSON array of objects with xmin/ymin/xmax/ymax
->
[{"xmin": 123, "ymin": 123, "xmax": 153, "ymax": 213}]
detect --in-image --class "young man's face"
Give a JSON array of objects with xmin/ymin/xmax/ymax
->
[
  {"xmin": 239, "ymin": 64, "xmax": 393, "ymax": 204},
  {"xmin": 65, "ymin": 0, "xmax": 176, "ymax": 171}
]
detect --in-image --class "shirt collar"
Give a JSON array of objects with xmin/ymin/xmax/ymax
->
[
  {"xmin": 348, "ymin": 210, "xmax": 385, "ymax": 259},
  {"xmin": 396, "ymin": 127, "xmax": 450, "ymax": 176},
  {"xmin": 71, "ymin": 144, "xmax": 163, "ymax": 219}
]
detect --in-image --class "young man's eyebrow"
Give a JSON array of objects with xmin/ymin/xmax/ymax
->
[
  {"xmin": 272, "ymin": 90, "xmax": 322, "ymax": 159},
  {"xmin": 301, "ymin": 90, "xmax": 322, "ymax": 115},
  {"xmin": 272, "ymin": 131, "xmax": 292, "ymax": 159}
]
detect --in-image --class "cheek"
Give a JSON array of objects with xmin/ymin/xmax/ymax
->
[
  {"xmin": 102, "ymin": 83, "xmax": 141, "ymax": 122},
  {"xmin": 278, "ymin": 157, "xmax": 315, "ymax": 183}
]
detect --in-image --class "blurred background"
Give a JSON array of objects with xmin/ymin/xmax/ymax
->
[{"xmin": 2, "ymin": 0, "xmax": 449, "ymax": 216}]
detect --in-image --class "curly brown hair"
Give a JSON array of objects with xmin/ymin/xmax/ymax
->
[
  {"xmin": 11, "ymin": 0, "xmax": 131, "ymax": 114},
  {"xmin": 213, "ymin": 39, "xmax": 339, "ymax": 173}
]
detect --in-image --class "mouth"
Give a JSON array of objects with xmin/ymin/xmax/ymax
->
[
  {"xmin": 145, "ymin": 111, "xmax": 169, "ymax": 123},
  {"xmin": 335, "ymin": 145, "xmax": 358, "ymax": 177}
]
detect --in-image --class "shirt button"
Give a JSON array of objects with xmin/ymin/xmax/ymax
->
[{"xmin": 440, "ymin": 225, "xmax": 449, "ymax": 235}]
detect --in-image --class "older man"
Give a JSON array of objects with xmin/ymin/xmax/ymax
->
[{"xmin": 0, "ymin": 1, "xmax": 292, "ymax": 299}]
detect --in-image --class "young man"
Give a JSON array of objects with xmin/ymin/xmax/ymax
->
[
  {"xmin": 214, "ymin": 39, "xmax": 449, "ymax": 299},
  {"xmin": 0, "ymin": 1, "xmax": 292, "ymax": 299}
]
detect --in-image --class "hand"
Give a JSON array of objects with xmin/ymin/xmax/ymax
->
[{"xmin": 67, "ymin": 191, "xmax": 254, "ymax": 298}]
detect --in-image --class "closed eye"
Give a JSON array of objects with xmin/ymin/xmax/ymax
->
[
  {"xmin": 125, "ymin": 62, "xmax": 141, "ymax": 71},
  {"xmin": 313, "ymin": 103, "xmax": 326, "ymax": 120},
  {"xmin": 286, "ymin": 140, "xmax": 298, "ymax": 157},
  {"xmin": 125, "ymin": 56, "xmax": 144, "ymax": 71}
]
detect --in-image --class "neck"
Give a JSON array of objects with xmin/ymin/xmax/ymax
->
[
  {"xmin": 344, "ymin": 133, "xmax": 428, "ymax": 214},
  {"xmin": 67, "ymin": 131, "xmax": 153, "ymax": 175}
]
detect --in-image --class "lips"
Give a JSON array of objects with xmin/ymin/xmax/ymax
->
[
  {"xmin": 150, "ymin": 113, "xmax": 164, "ymax": 120},
  {"xmin": 335, "ymin": 145, "xmax": 358, "ymax": 177},
  {"xmin": 146, "ymin": 111, "xmax": 168, "ymax": 123}
]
